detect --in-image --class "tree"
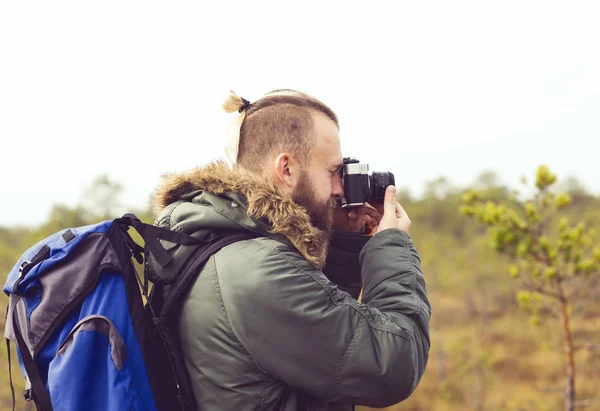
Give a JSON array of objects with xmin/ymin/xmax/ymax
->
[
  {"xmin": 473, "ymin": 170, "xmax": 502, "ymax": 191},
  {"xmin": 79, "ymin": 174, "xmax": 125, "ymax": 220},
  {"xmin": 424, "ymin": 176, "xmax": 453, "ymax": 200},
  {"xmin": 460, "ymin": 165, "xmax": 599, "ymax": 411}
]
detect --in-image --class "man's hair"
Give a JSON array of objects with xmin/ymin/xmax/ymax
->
[{"xmin": 223, "ymin": 89, "xmax": 338, "ymax": 173}]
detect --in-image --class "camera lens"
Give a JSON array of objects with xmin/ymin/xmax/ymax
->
[{"xmin": 370, "ymin": 172, "xmax": 395, "ymax": 202}]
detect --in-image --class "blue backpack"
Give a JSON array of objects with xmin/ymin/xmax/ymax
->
[{"xmin": 4, "ymin": 213, "xmax": 259, "ymax": 411}]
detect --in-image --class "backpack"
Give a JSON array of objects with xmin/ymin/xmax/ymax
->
[{"xmin": 3, "ymin": 213, "xmax": 260, "ymax": 411}]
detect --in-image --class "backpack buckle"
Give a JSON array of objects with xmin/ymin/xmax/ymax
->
[
  {"xmin": 18, "ymin": 261, "xmax": 31, "ymax": 278},
  {"xmin": 14, "ymin": 260, "xmax": 33, "ymax": 293},
  {"xmin": 23, "ymin": 377, "xmax": 32, "ymax": 401}
]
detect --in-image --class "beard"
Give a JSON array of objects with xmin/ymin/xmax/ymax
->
[{"xmin": 292, "ymin": 172, "xmax": 337, "ymax": 237}]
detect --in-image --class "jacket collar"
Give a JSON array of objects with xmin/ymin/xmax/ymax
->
[{"xmin": 152, "ymin": 161, "xmax": 329, "ymax": 268}]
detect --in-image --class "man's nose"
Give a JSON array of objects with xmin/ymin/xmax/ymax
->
[{"xmin": 332, "ymin": 175, "xmax": 344, "ymax": 200}]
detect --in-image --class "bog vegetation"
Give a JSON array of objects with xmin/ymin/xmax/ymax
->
[{"xmin": 1, "ymin": 167, "xmax": 598, "ymax": 411}]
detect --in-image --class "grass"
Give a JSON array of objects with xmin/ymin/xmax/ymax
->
[{"xmin": 357, "ymin": 287, "xmax": 600, "ymax": 411}]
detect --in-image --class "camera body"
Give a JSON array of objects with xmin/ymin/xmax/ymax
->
[{"xmin": 339, "ymin": 157, "xmax": 395, "ymax": 208}]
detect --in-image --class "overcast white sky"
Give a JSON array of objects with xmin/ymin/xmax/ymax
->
[{"xmin": 1, "ymin": 1, "xmax": 599, "ymax": 227}]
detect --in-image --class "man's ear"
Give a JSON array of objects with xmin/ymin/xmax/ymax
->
[{"xmin": 273, "ymin": 153, "xmax": 299, "ymax": 193}]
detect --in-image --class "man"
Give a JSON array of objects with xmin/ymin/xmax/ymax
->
[{"xmin": 150, "ymin": 90, "xmax": 431, "ymax": 410}]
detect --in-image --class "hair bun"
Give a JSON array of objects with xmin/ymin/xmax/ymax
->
[{"xmin": 223, "ymin": 91, "xmax": 251, "ymax": 113}]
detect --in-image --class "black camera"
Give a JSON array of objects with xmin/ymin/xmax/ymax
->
[{"xmin": 339, "ymin": 157, "xmax": 395, "ymax": 208}]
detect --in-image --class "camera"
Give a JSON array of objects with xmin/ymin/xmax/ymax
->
[{"xmin": 339, "ymin": 157, "xmax": 395, "ymax": 208}]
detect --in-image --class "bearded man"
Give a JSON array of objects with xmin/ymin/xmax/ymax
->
[{"xmin": 150, "ymin": 89, "xmax": 431, "ymax": 411}]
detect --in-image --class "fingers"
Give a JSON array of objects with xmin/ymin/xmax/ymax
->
[
  {"xmin": 395, "ymin": 201, "xmax": 407, "ymax": 219},
  {"xmin": 358, "ymin": 206, "xmax": 383, "ymax": 220},
  {"xmin": 349, "ymin": 206, "xmax": 382, "ymax": 219},
  {"xmin": 357, "ymin": 214, "xmax": 368, "ymax": 228},
  {"xmin": 365, "ymin": 215, "xmax": 378, "ymax": 229},
  {"xmin": 374, "ymin": 186, "xmax": 412, "ymax": 235},
  {"xmin": 365, "ymin": 200, "xmax": 385, "ymax": 215},
  {"xmin": 350, "ymin": 206, "xmax": 383, "ymax": 229},
  {"xmin": 384, "ymin": 186, "xmax": 397, "ymax": 214},
  {"xmin": 395, "ymin": 201, "xmax": 411, "ymax": 232}
]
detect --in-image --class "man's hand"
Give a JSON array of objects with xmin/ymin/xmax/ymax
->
[
  {"xmin": 376, "ymin": 186, "xmax": 411, "ymax": 234},
  {"xmin": 332, "ymin": 202, "xmax": 383, "ymax": 235}
]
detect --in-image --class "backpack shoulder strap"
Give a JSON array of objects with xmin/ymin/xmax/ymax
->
[
  {"xmin": 114, "ymin": 213, "xmax": 205, "ymax": 268},
  {"xmin": 143, "ymin": 229, "xmax": 261, "ymax": 410},
  {"xmin": 160, "ymin": 229, "xmax": 261, "ymax": 317},
  {"xmin": 9, "ymin": 296, "xmax": 54, "ymax": 411}
]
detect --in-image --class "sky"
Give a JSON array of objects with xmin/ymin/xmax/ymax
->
[{"xmin": 1, "ymin": 1, "xmax": 599, "ymax": 227}]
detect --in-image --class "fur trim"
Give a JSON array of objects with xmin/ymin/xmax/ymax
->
[{"xmin": 152, "ymin": 161, "xmax": 328, "ymax": 268}]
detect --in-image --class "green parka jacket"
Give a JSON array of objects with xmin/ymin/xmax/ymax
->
[{"xmin": 150, "ymin": 162, "xmax": 431, "ymax": 411}]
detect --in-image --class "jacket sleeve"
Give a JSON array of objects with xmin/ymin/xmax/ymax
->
[
  {"xmin": 217, "ymin": 228, "xmax": 431, "ymax": 408},
  {"xmin": 322, "ymin": 230, "xmax": 370, "ymax": 299}
]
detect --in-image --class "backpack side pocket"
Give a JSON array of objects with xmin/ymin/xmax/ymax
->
[{"xmin": 48, "ymin": 315, "xmax": 136, "ymax": 410}]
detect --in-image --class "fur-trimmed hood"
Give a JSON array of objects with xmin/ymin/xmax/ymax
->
[{"xmin": 151, "ymin": 161, "xmax": 329, "ymax": 268}]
